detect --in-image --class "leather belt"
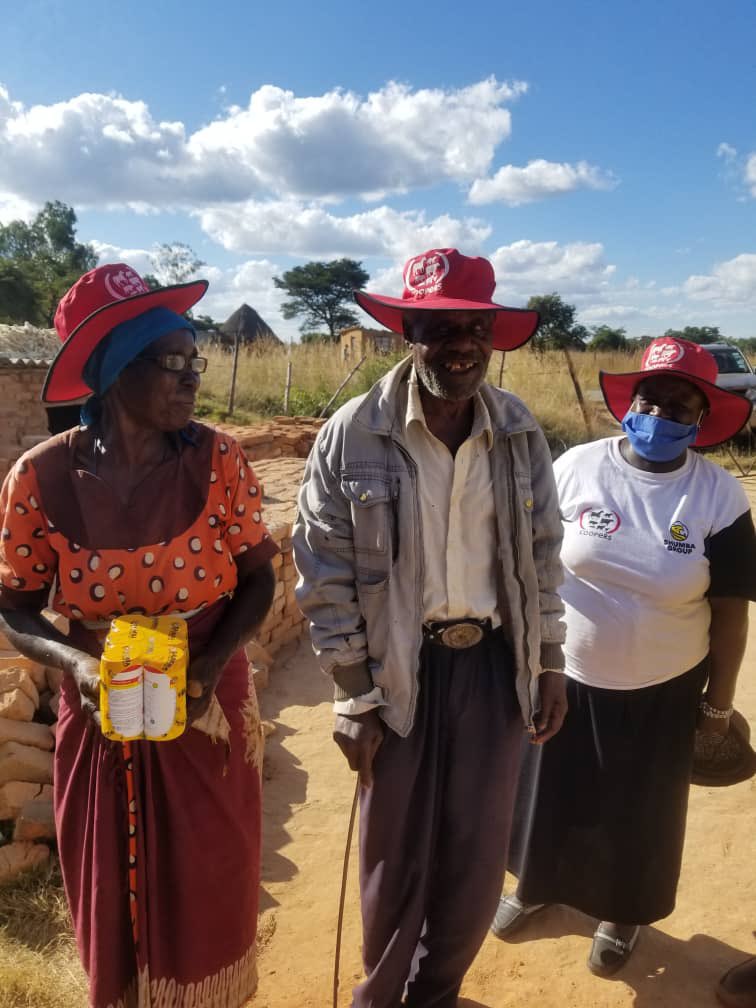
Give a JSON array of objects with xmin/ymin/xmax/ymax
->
[{"xmin": 423, "ymin": 618, "xmax": 493, "ymax": 650}]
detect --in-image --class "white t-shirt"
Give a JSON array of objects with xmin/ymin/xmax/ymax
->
[{"xmin": 554, "ymin": 437, "xmax": 751, "ymax": 690}]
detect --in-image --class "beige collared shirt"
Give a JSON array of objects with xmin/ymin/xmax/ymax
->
[{"xmin": 404, "ymin": 368, "xmax": 499, "ymax": 625}]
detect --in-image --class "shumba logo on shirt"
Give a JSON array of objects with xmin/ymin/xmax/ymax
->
[
  {"xmin": 579, "ymin": 506, "xmax": 621, "ymax": 540},
  {"xmin": 664, "ymin": 520, "xmax": 696, "ymax": 554}
]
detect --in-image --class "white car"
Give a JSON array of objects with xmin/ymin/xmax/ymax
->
[{"xmin": 705, "ymin": 342, "xmax": 756, "ymax": 430}]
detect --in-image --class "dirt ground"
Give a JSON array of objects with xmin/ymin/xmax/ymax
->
[{"xmin": 252, "ymin": 476, "xmax": 756, "ymax": 1008}]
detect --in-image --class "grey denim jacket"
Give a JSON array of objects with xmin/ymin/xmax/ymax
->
[{"xmin": 293, "ymin": 358, "xmax": 565, "ymax": 737}]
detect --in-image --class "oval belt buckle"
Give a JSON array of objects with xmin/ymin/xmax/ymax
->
[{"xmin": 439, "ymin": 623, "xmax": 484, "ymax": 649}]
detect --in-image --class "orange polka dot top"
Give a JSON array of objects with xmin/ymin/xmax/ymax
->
[{"xmin": 0, "ymin": 423, "xmax": 279, "ymax": 623}]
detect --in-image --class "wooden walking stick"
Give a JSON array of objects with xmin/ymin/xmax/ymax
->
[{"xmin": 333, "ymin": 778, "xmax": 360, "ymax": 1008}]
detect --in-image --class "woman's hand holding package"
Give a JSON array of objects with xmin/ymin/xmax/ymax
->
[{"xmin": 65, "ymin": 650, "xmax": 103, "ymax": 726}]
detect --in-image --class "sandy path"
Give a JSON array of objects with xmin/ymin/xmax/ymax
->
[{"xmin": 253, "ymin": 477, "xmax": 756, "ymax": 1008}]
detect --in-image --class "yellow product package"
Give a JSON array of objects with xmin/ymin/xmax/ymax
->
[{"xmin": 99, "ymin": 614, "xmax": 188, "ymax": 742}]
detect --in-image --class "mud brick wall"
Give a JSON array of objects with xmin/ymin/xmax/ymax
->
[
  {"xmin": 0, "ymin": 363, "xmax": 50, "ymax": 479},
  {"xmin": 252, "ymin": 457, "xmax": 308, "ymax": 655},
  {"xmin": 217, "ymin": 416, "xmax": 324, "ymax": 463}
]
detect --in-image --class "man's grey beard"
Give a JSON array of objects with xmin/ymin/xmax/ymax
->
[{"xmin": 414, "ymin": 358, "xmax": 485, "ymax": 402}]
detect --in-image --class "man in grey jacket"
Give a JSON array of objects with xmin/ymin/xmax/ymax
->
[{"xmin": 293, "ymin": 248, "xmax": 566, "ymax": 1008}]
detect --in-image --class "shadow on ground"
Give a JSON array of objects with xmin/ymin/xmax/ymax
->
[
  {"xmin": 258, "ymin": 634, "xmax": 332, "ymax": 913},
  {"xmin": 489, "ymin": 902, "xmax": 755, "ymax": 1007}
]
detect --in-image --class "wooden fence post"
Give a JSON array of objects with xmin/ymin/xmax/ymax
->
[
  {"xmin": 318, "ymin": 355, "xmax": 367, "ymax": 418},
  {"xmin": 283, "ymin": 360, "xmax": 293, "ymax": 415},
  {"xmin": 227, "ymin": 321, "xmax": 241, "ymax": 415},
  {"xmin": 562, "ymin": 347, "xmax": 594, "ymax": 437}
]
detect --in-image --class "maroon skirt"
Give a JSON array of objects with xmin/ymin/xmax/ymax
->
[{"xmin": 54, "ymin": 603, "xmax": 262, "ymax": 1008}]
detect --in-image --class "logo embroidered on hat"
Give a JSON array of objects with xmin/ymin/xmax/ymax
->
[
  {"xmin": 645, "ymin": 340, "xmax": 685, "ymax": 368},
  {"xmin": 640, "ymin": 337, "xmax": 718, "ymax": 384},
  {"xmin": 404, "ymin": 252, "xmax": 450, "ymax": 296},
  {"xmin": 398, "ymin": 248, "xmax": 496, "ymax": 305},
  {"xmin": 103, "ymin": 266, "xmax": 149, "ymax": 301}
]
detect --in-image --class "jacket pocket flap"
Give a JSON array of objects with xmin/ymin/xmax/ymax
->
[{"xmin": 341, "ymin": 477, "xmax": 392, "ymax": 507}]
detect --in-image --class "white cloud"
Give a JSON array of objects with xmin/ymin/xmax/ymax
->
[
  {"xmin": 90, "ymin": 240, "xmax": 154, "ymax": 277},
  {"xmin": 89, "ymin": 239, "xmax": 295, "ymax": 338},
  {"xmin": 684, "ymin": 253, "xmax": 756, "ymax": 303},
  {"xmin": 745, "ymin": 154, "xmax": 756, "ymax": 197},
  {"xmin": 0, "ymin": 78, "xmax": 526, "ymax": 211},
  {"xmin": 0, "ymin": 191, "xmax": 35, "ymax": 224},
  {"xmin": 578, "ymin": 303, "xmax": 644, "ymax": 323},
  {"xmin": 201, "ymin": 259, "xmax": 285, "ymax": 330},
  {"xmin": 468, "ymin": 159, "xmax": 617, "ymax": 206},
  {"xmin": 717, "ymin": 142, "xmax": 737, "ymax": 161},
  {"xmin": 489, "ymin": 239, "xmax": 616, "ymax": 302},
  {"xmin": 197, "ymin": 200, "xmax": 491, "ymax": 258}
]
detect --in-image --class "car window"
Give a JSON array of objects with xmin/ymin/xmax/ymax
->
[{"xmin": 709, "ymin": 348, "xmax": 750, "ymax": 374}]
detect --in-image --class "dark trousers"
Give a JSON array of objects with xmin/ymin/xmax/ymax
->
[{"xmin": 353, "ymin": 629, "xmax": 522, "ymax": 1008}]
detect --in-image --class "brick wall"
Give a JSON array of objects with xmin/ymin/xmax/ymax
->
[
  {"xmin": 251, "ymin": 457, "xmax": 309, "ymax": 655},
  {"xmin": 0, "ymin": 365, "xmax": 50, "ymax": 477}
]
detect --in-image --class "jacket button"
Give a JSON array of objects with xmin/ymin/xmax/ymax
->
[
  {"xmin": 359, "ymin": 491, "xmax": 369, "ymax": 502},
  {"xmin": 524, "ymin": 498, "xmax": 534, "ymax": 509}
]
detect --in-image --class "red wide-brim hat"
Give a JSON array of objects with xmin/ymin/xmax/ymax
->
[
  {"xmin": 354, "ymin": 248, "xmax": 539, "ymax": 352},
  {"xmin": 599, "ymin": 337, "xmax": 752, "ymax": 448},
  {"xmin": 43, "ymin": 263, "xmax": 208, "ymax": 403}
]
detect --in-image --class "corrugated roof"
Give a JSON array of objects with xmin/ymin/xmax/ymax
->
[{"xmin": 0, "ymin": 356, "xmax": 52, "ymax": 367}]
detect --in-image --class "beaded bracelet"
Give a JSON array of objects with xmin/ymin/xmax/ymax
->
[{"xmin": 699, "ymin": 699, "xmax": 733, "ymax": 720}]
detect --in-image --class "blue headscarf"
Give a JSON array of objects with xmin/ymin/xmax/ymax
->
[{"xmin": 81, "ymin": 307, "xmax": 195, "ymax": 425}]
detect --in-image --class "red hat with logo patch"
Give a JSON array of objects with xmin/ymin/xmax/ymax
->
[
  {"xmin": 599, "ymin": 337, "xmax": 752, "ymax": 447},
  {"xmin": 354, "ymin": 248, "xmax": 539, "ymax": 352},
  {"xmin": 42, "ymin": 263, "xmax": 208, "ymax": 403}
]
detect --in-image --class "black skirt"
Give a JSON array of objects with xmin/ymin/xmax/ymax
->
[{"xmin": 508, "ymin": 658, "xmax": 709, "ymax": 925}]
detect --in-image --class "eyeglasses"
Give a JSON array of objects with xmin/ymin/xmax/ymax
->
[
  {"xmin": 138, "ymin": 354, "xmax": 208, "ymax": 374},
  {"xmin": 632, "ymin": 392, "xmax": 706, "ymax": 425}
]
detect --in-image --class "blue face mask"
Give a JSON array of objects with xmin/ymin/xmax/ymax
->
[{"xmin": 621, "ymin": 410, "xmax": 699, "ymax": 462}]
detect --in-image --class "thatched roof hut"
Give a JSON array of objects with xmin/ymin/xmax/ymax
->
[{"xmin": 218, "ymin": 305, "xmax": 281, "ymax": 348}]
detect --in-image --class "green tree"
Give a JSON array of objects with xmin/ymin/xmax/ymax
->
[
  {"xmin": 191, "ymin": 314, "xmax": 217, "ymax": 332},
  {"xmin": 663, "ymin": 325, "xmax": 722, "ymax": 344},
  {"xmin": 0, "ymin": 201, "xmax": 97, "ymax": 325},
  {"xmin": 526, "ymin": 293, "xmax": 587, "ymax": 351},
  {"xmin": 588, "ymin": 325, "xmax": 628, "ymax": 351},
  {"xmin": 273, "ymin": 258, "xmax": 369, "ymax": 341},
  {"xmin": 300, "ymin": 331, "xmax": 331, "ymax": 344},
  {"xmin": 732, "ymin": 337, "xmax": 756, "ymax": 357},
  {"xmin": 150, "ymin": 242, "xmax": 205, "ymax": 286},
  {"xmin": 0, "ymin": 262, "xmax": 39, "ymax": 324}
]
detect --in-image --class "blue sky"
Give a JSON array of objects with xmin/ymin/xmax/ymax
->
[{"xmin": 2, "ymin": 0, "xmax": 756, "ymax": 342}]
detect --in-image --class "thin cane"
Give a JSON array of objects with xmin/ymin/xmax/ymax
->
[{"xmin": 333, "ymin": 777, "xmax": 360, "ymax": 1008}]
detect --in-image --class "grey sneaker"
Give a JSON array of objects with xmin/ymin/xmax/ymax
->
[{"xmin": 491, "ymin": 894, "xmax": 547, "ymax": 939}]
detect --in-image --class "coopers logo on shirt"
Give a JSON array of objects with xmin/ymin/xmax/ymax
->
[
  {"xmin": 665, "ymin": 520, "xmax": 696, "ymax": 554},
  {"xmin": 579, "ymin": 507, "xmax": 621, "ymax": 540}
]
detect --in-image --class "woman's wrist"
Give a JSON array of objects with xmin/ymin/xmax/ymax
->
[
  {"xmin": 699, "ymin": 698, "xmax": 734, "ymax": 720},
  {"xmin": 697, "ymin": 702, "xmax": 732, "ymax": 737}
]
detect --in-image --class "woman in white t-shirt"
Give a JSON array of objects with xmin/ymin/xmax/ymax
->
[{"xmin": 492, "ymin": 338, "xmax": 756, "ymax": 977}]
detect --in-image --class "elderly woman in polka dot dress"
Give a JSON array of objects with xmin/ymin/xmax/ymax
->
[{"xmin": 0, "ymin": 264, "xmax": 277, "ymax": 1008}]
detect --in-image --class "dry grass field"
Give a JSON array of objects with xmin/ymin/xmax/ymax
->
[
  {"xmin": 196, "ymin": 341, "xmax": 754, "ymax": 469},
  {"xmin": 195, "ymin": 341, "xmax": 631, "ymax": 435}
]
